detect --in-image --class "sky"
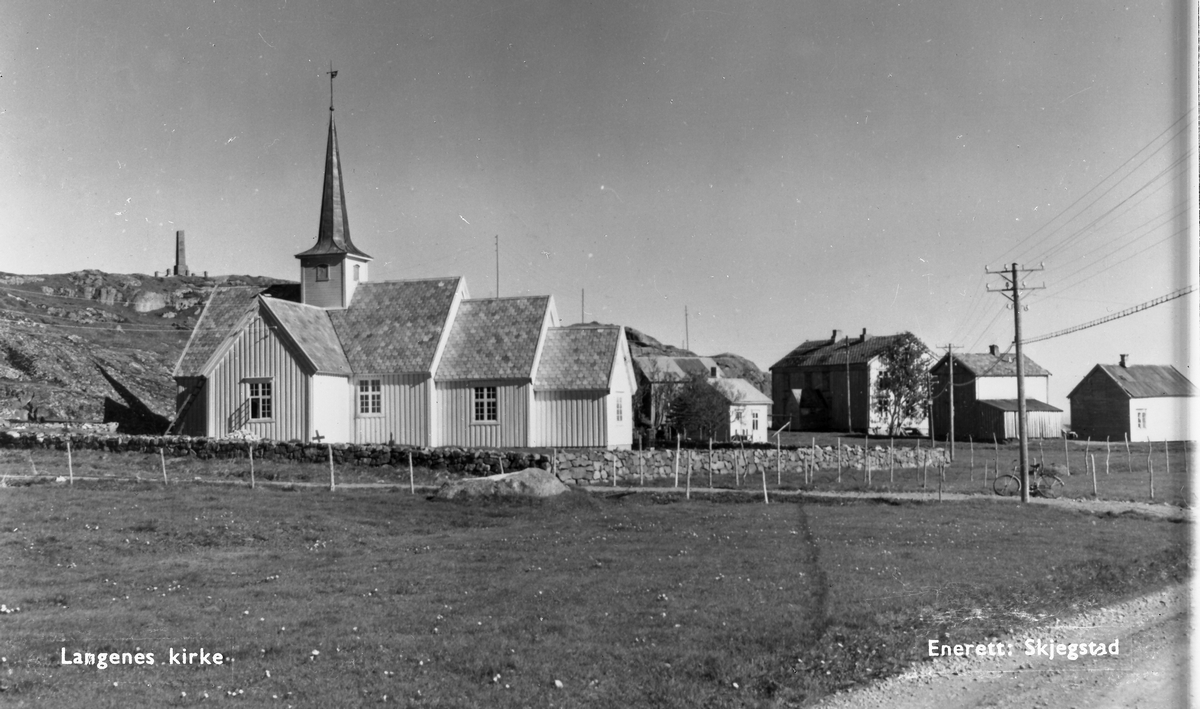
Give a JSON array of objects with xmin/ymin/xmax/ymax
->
[{"xmin": 2, "ymin": 1, "xmax": 1195, "ymax": 417}]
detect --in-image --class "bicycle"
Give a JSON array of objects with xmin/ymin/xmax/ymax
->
[{"xmin": 993, "ymin": 461, "xmax": 1064, "ymax": 498}]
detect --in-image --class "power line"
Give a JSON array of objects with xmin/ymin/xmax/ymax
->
[{"xmin": 1024, "ymin": 285, "xmax": 1195, "ymax": 344}]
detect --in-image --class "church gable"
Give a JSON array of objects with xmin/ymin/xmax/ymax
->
[{"xmin": 174, "ymin": 285, "xmax": 265, "ymax": 378}]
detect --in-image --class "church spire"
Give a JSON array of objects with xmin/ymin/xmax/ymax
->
[{"xmin": 295, "ymin": 71, "xmax": 371, "ymax": 261}]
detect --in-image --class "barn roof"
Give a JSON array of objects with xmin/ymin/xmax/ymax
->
[
  {"xmin": 294, "ymin": 114, "xmax": 371, "ymax": 260},
  {"xmin": 328, "ymin": 278, "xmax": 461, "ymax": 374},
  {"xmin": 174, "ymin": 285, "xmax": 264, "ymax": 377},
  {"xmin": 707, "ymin": 377, "xmax": 772, "ymax": 406},
  {"xmin": 632, "ymin": 355, "xmax": 720, "ymax": 382},
  {"xmin": 534, "ymin": 326, "xmax": 621, "ymax": 391},
  {"xmin": 978, "ymin": 399, "xmax": 1062, "ymax": 413},
  {"xmin": 436, "ymin": 296, "xmax": 551, "ymax": 380},
  {"xmin": 931, "ymin": 352, "xmax": 1050, "ymax": 378},
  {"xmin": 260, "ymin": 298, "xmax": 351, "ymax": 375},
  {"xmin": 1072, "ymin": 364, "xmax": 1198, "ymax": 399},
  {"xmin": 771, "ymin": 333, "xmax": 915, "ymax": 370}
]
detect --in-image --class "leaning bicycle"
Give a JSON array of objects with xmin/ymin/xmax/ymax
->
[{"xmin": 993, "ymin": 461, "xmax": 1064, "ymax": 498}]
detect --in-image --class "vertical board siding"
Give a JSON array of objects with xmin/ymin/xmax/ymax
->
[
  {"xmin": 437, "ymin": 380, "xmax": 528, "ymax": 448},
  {"xmin": 533, "ymin": 390, "xmax": 606, "ymax": 448},
  {"xmin": 312, "ymin": 374, "xmax": 351, "ymax": 443},
  {"xmin": 207, "ymin": 315, "xmax": 309, "ymax": 441},
  {"xmin": 355, "ymin": 373, "xmax": 430, "ymax": 446}
]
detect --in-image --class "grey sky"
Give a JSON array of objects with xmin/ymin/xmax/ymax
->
[{"xmin": 2, "ymin": 1, "xmax": 1193, "ymax": 410}]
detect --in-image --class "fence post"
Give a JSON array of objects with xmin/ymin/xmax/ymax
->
[
  {"xmin": 983, "ymin": 460, "xmax": 989, "ymax": 490},
  {"xmin": 1125, "ymin": 433, "xmax": 1132, "ymax": 474},
  {"xmin": 761, "ymin": 457, "xmax": 769, "ymax": 505},
  {"xmin": 739, "ymin": 441, "xmax": 746, "ymax": 488},
  {"xmin": 686, "ymin": 451, "xmax": 692, "ymax": 498},
  {"xmin": 408, "ymin": 451, "xmax": 415, "ymax": 494},
  {"xmin": 67, "ymin": 438, "xmax": 73, "ymax": 486},
  {"xmin": 810, "ymin": 437, "xmax": 816, "ymax": 485},
  {"xmin": 776, "ymin": 434, "xmax": 781, "ymax": 486},
  {"xmin": 1164, "ymin": 439, "xmax": 1170, "ymax": 481},
  {"xmin": 937, "ymin": 463, "xmax": 944, "ymax": 502},
  {"xmin": 993, "ymin": 433, "xmax": 999, "ymax": 478},
  {"xmin": 674, "ymin": 435, "xmax": 680, "ymax": 488},
  {"xmin": 969, "ymin": 435, "xmax": 974, "ymax": 481},
  {"xmin": 889, "ymin": 437, "xmax": 895, "ymax": 483},
  {"xmin": 249, "ymin": 442, "xmax": 255, "ymax": 489},
  {"xmin": 919, "ymin": 438, "xmax": 927, "ymax": 489},
  {"xmin": 1039, "ymin": 439, "xmax": 1044, "ymax": 468},
  {"xmin": 708, "ymin": 438, "xmax": 713, "ymax": 488},
  {"xmin": 1061, "ymin": 436, "xmax": 1068, "ymax": 476},
  {"xmin": 1091, "ymin": 453, "xmax": 1097, "ymax": 497},
  {"xmin": 1147, "ymin": 439, "xmax": 1154, "ymax": 500},
  {"xmin": 1105, "ymin": 437, "xmax": 1110, "ymax": 476},
  {"xmin": 328, "ymin": 445, "xmax": 335, "ymax": 492},
  {"xmin": 160, "ymin": 448, "xmax": 168, "ymax": 485},
  {"xmin": 837, "ymin": 438, "xmax": 842, "ymax": 484},
  {"xmin": 865, "ymin": 431, "xmax": 871, "ymax": 486}
]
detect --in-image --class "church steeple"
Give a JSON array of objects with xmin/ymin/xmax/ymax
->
[{"xmin": 295, "ymin": 71, "xmax": 372, "ymax": 309}]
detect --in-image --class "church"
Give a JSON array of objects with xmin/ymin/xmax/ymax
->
[{"xmin": 171, "ymin": 100, "xmax": 635, "ymax": 449}]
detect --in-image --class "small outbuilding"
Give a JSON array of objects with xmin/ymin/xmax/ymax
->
[
  {"xmin": 930, "ymin": 345, "xmax": 1063, "ymax": 441},
  {"xmin": 1067, "ymin": 356, "xmax": 1196, "ymax": 442}
]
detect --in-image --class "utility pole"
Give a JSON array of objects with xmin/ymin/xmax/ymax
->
[
  {"xmin": 937, "ymin": 344, "xmax": 963, "ymax": 460},
  {"xmin": 986, "ymin": 262, "xmax": 1045, "ymax": 502}
]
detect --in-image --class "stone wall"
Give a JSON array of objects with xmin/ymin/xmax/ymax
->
[
  {"xmin": 0, "ymin": 430, "xmax": 949, "ymax": 485},
  {"xmin": 548, "ymin": 444, "xmax": 948, "ymax": 485}
]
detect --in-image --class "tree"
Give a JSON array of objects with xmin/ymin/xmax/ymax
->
[
  {"xmin": 671, "ymin": 374, "xmax": 733, "ymax": 441},
  {"xmin": 633, "ymin": 360, "xmax": 686, "ymax": 442},
  {"xmin": 872, "ymin": 332, "xmax": 931, "ymax": 436}
]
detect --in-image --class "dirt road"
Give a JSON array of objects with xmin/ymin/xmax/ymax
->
[{"xmin": 814, "ymin": 583, "xmax": 1192, "ymax": 709}]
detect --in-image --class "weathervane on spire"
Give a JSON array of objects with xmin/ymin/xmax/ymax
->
[{"xmin": 327, "ymin": 62, "xmax": 338, "ymax": 112}]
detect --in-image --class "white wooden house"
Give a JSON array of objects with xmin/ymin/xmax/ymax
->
[
  {"xmin": 708, "ymin": 377, "xmax": 773, "ymax": 443},
  {"xmin": 1067, "ymin": 357, "xmax": 1196, "ymax": 442},
  {"xmin": 171, "ymin": 106, "xmax": 634, "ymax": 449}
]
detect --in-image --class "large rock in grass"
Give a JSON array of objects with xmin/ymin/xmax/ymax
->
[{"xmin": 435, "ymin": 468, "xmax": 569, "ymax": 500}]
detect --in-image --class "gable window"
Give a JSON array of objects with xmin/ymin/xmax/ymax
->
[
  {"xmin": 247, "ymin": 380, "xmax": 273, "ymax": 420},
  {"xmin": 1136, "ymin": 409, "xmax": 1147, "ymax": 429},
  {"xmin": 353, "ymin": 264, "xmax": 361, "ymax": 282},
  {"xmin": 752, "ymin": 410, "xmax": 760, "ymax": 430},
  {"xmin": 358, "ymin": 379, "xmax": 381, "ymax": 415},
  {"xmin": 616, "ymin": 398, "xmax": 623, "ymax": 422},
  {"xmin": 473, "ymin": 386, "xmax": 498, "ymax": 422},
  {"xmin": 315, "ymin": 264, "xmax": 329, "ymax": 282}
]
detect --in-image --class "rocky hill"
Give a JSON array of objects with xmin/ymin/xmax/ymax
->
[
  {"xmin": 1, "ymin": 274, "xmax": 771, "ymax": 433},
  {"xmin": 0, "ymin": 270, "xmax": 286, "ymax": 431},
  {"xmin": 623, "ymin": 326, "xmax": 771, "ymax": 395}
]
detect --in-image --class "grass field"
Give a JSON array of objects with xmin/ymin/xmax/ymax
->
[{"xmin": 0, "ymin": 479, "xmax": 1188, "ymax": 707}]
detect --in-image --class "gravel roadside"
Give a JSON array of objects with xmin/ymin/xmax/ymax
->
[{"xmin": 813, "ymin": 583, "xmax": 1192, "ymax": 709}]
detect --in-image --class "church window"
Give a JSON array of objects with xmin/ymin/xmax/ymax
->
[
  {"xmin": 315, "ymin": 264, "xmax": 329, "ymax": 282},
  {"xmin": 616, "ymin": 398, "xmax": 623, "ymax": 422},
  {"xmin": 353, "ymin": 264, "xmax": 361, "ymax": 281},
  {"xmin": 1136, "ymin": 409, "xmax": 1147, "ymax": 429},
  {"xmin": 473, "ymin": 386, "xmax": 498, "ymax": 422},
  {"xmin": 358, "ymin": 379, "xmax": 381, "ymax": 415},
  {"xmin": 247, "ymin": 380, "xmax": 273, "ymax": 420}
]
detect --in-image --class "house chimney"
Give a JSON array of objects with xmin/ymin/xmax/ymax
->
[
  {"xmin": 831, "ymin": 329, "xmax": 843, "ymax": 343},
  {"xmin": 859, "ymin": 328, "xmax": 868, "ymax": 342},
  {"xmin": 989, "ymin": 344, "xmax": 999, "ymax": 356},
  {"xmin": 1119, "ymin": 354, "xmax": 1128, "ymax": 368}
]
